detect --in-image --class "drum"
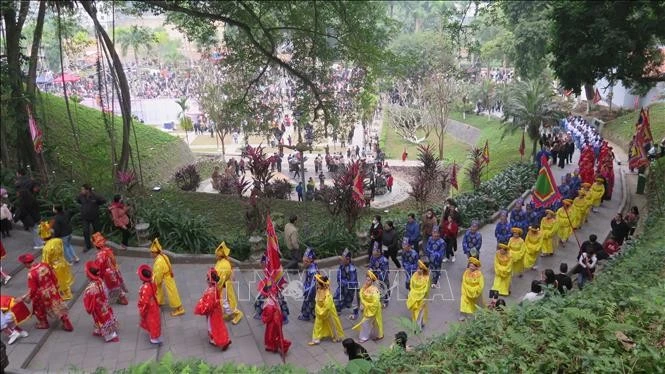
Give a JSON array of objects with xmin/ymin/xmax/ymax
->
[{"xmin": 0, "ymin": 295, "xmax": 32, "ymax": 325}]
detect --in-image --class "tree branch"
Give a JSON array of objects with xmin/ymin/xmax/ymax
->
[
  {"xmin": 16, "ymin": 0, "xmax": 30, "ymax": 31},
  {"xmin": 240, "ymin": 60, "xmax": 270, "ymax": 104}
]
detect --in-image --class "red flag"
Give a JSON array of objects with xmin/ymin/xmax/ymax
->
[
  {"xmin": 27, "ymin": 106, "xmax": 43, "ymax": 154},
  {"xmin": 482, "ymin": 140, "xmax": 490, "ymax": 164},
  {"xmin": 637, "ymin": 108, "xmax": 653, "ymax": 144},
  {"xmin": 264, "ymin": 214, "xmax": 285, "ymax": 289},
  {"xmin": 351, "ymin": 161, "xmax": 365, "ymax": 207},
  {"xmin": 633, "ymin": 96, "xmax": 639, "ymax": 110},
  {"xmin": 401, "ymin": 147, "xmax": 408, "ymax": 162},
  {"xmin": 563, "ymin": 89, "xmax": 573, "ymax": 97},
  {"xmin": 628, "ymin": 133, "xmax": 649, "ymax": 170},
  {"xmin": 532, "ymin": 155, "xmax": 562, "ymax": 208},
  {"xmin": 519, "ymin": 131, "xmax": 525, "ymax": 157},
  {"xmin": 593, "ymin": 88, "xmax": 601, "ymax": 104},
  {"xmin": 450, "ymin": 161, "xmax": 458, "ymax": 190}
]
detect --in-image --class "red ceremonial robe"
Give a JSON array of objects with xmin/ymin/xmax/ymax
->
[
  {"xmin": 194, "ymin": 285, "xmax": 231, "ymax": 349},
  {"xmin": 27, "ymin": 262, "xmax": 67, "ymax": 321},
  {"xmin": 137, "ymin": 282, "xmax": 161, "ymax": 340},
  {"xmin": 262, "ymin": 297, "xmax": 291, "ymax": 354},
  {"xmin": 96, "ymin": 247, "xmax": 126, "ymax": 292},
  {"xmin": 83, "ymin": 279, "xmax": 118, "ymax": 339}
]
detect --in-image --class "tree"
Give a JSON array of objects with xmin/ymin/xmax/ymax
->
[
  {"xmin": 115, "ymin": 25, "xmax": 156, "ymax": 66},
  {"xmin": 465, "ymin": 147, "xmax": 486, "ymax": 190},
  {"xmin": 550, "ymin": 1, "xmax": 665, "ymax": 94},
  {"xmin": 422, "ymin": 74, "xmax": 461, "ymax": 160},
  {"xmin": 501, "ymin": 79, "xmax": 564, "ymax": 160},
  {"xmin": 175, "ymin": 97, "xmax": 192, "ymax": 142}
]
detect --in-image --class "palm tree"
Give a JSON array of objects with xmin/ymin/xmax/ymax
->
[
  {"xmin": 116, "ymin": 25, "xmax": 155, "ymax": 66},
  {"xmin": 175, "ymin": 97, "xmax": 193, "ymax": 142},
  {"xmin": 501, "ymin": 79, "xmax": 564, "ymax": 161}
]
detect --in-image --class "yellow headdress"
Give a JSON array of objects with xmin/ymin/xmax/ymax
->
[
  {"xmin": 563, "ymin": 199, "xmax": 573, "ymax": 205},
  {"xmin": 367, "ymin": 270, "xmax": 377, "ymax": 282},
  {"xmin": 468, "ymin": 257, "xmax": 481, "ymax": 267},
  {"xmin": 38, "ymin": 221, "xmax": 52, "ymax": 240},
  {"xmin": 150, "ymin": 238, "xmax": 163, "ymax": 254},
  {"xmin": 511, "ymin": 227, "xmax": 523, "ymax": 235},
  {"xmin": 595, "ymin": 177, "xmax": 604, "ymax": 183},
  {"xmin": 215, "ymin": 241, "xmax": 231, "ymax": 257},
  {"xmin": 314, "ymin": 273, "xmax": 330, "ymax": 286},
  {"xmin": 545, "ymin": 209, "xmax": 555, "ymax": 216},
  {"xmin": 498, "ymin": 243, "xmax": 509, "ymax": 251},
  {"xmin": 417, "ymin": 260, "xmax": 427, "ymax": 271},
  {"xmin": 581, "ymin": 182, "xmax": 591, "ymax": 188}
]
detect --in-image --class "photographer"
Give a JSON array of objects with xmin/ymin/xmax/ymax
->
[{"xmin": 77, "ymin": 184, "xmax": 106, "ymax": 252}]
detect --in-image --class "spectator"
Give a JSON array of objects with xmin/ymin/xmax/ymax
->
[
  {"xmin": 368, "ymin": 215, "xmax": 383, "ymax": 257},
  {"xmin": 577, "ymin": 245, "xmax": 597, "ymax": 290},
  {"xmin": 295, "ymin": 182, "xmax": 304, "ymax": 202},
  {"xmin": 284, "ymin": 215, "xmax": 300, "ymax": 270},
  {"xmin": 404, "ymin": 213, "xmax": 420, "ymax": 252},
  {"xmin": 441, "ymin": 215, "xmax": 458, "ymax": 263},
  {"xmin": 579, "ymin": 234, "xmax": 603, "ymax": 260},
  {"xmin": 603, "ymin": 235, "xmax": 621, "ymax": 257},
  {"xmin": 624, "ymin": 206, "xmax": 639, "ymax": 239},
  {"xmin": 0, "ymin": 197, "xmax": 12, "ymax": 238},
  {"xmin": 109, "ymin": 195, "xmax": 131, "ymax": 249},
  {"xmin": 77, "ymin": 184, "xmax": 107, "ymax": 252},
  {"xmin": 555, "ymin": 263, "xmax": 573, "ymax": 295},
  {"xmin": 51, "ymin": 204, "xmax": 77, "ymax": 264},
  {"xmin": 386, "ymin": 173, "xmax": 394, "ymax": 193},
  {"xmin": 381, "ymin": 221, "xmax": 400, "ymax": 268},
  {"xmin": 610, "ymin": 213, "xmax": 630, "ymax": 245},
  {"xmin": 15, "ymin": 184, "xmax": 42, "ymax": 249},
  {"xmin": 391, "ymin": 331, "xmax": 413, "ymax": 352},
  {"xmin": 521, "ymin": 280, "xmax": 544, "ymax": 303},
  {"xmin": 342, "ymin": 338, "xmax": 371, "ymax": 361},
  {"xmin": 421, "ymin": 209, "xmax": 438, "ymax": 243},
  {"xmin": 542, "ymin": 269, "xmax": 558, "ymax": 290},
  {"xmin": 443, "ymin": 198, "xmax": 461, "ymax": 224},
  {"xmin": 14, "ymin": 168, "xmax": 33, "ymax": 193}
]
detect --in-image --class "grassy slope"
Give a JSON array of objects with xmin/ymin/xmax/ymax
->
[
  {"xmin": 35, "ymin": 93, "xmax": 195, "ymax": 188},
  {"xmin": 601, "ymin": 102, "xmax": 665, "ymax": 151}
]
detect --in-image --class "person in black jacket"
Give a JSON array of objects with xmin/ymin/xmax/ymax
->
[
  {"xmin": 368, "ymin": 215, "xmax": 383, "ymax": 257},
  {"xmin": 77, "ymin": 184, "xmax": 106, "ymax": 252},
  {"xmin": 381, "ymin": 220, "xmax": 401, "ymax": 268},
  {"xmin": 555, "ymin": 263, "xmax": 573, "ymax": 295},
  {"xmin": 15, "ymin": 184, "xmax": 42, "ymax": 249},
  {"xmin": 342, "ymin": 338, "xmax": 371, "ymax": 361},
  {"xmin": 610, "ymin": 213, "xmax": 630, "ymax": 245},
  {"xmin": 52, "ymin": 204, "xmax": 78, "ymax": 263}
]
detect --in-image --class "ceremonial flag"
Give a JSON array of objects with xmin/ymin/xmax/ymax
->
[
  {"xmin": 450, "ymin": 161, "xmax": 458, "ymax": 190},
  {"xmin": 592, "ymin": 88, "xmax": 602, "ymax": 104},
  {"xmin": 27, "ymin": 106, "xmax": 43, "ymax": 154},
  {"xmin": 633, "ymin": 96, "xmax": 639, "ymax": 110},
  {"xmin": 637, "ymin": 108, "xmax": 653, "ymax": 144},
  {"xmin": 532, "ymin": 154, "xmax": 562, "ymax": 208},
  {"xmin": 482, "ymin": 140, "xmax": 490, "ymax": 164},
  {"xmin": 519, "ymin": 131, "xmax": 526, "ymax": 157},
  {"xmin": 264, "ymin": 214, "xmax": 285, "ymax": 288},
  {"xmin": 628, "ymin": 133, "xmax": 649, "ymax": 170},
  {"xmin": 351, "ymin": 162, "xmax": 365, "ymax": 207}
]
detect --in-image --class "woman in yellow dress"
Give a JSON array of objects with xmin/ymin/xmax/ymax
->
[
  {"xmin": 40, "ymin": 222, "xmax": 74, "ymax": 300},
  {"xmin": 571, "ymin": 191, "xmax": 587, "ymax": 229},
  {"xmin": 492, "ymin": 244, "xmax": 512, "ymax": 296},
  {"xmin": 214, "ymin": 241, "xmax": 244, "ymax": 324},
  {"xmin": 310, "ymin": 274, "xmax": 344, "ymax": 345},
  {"xmin": 150, "ymin": 239, "xmax": 185, "ymax": 316},
  {"xmin": 406, "ymin": 260, "xmax": 430, "ymax": 329},
  {"xmin": 523, "ymin": 226, "xmax": 543, "ymax": 271},
  {"xmin": 508, "ymin": 228, "xmax": 525, "ymax": 277},
  {"xmin": 353, "ymin": 270, "xmax": 383, "ymax": 342},
  {"xmin": 556, "ymin": 199, "xmax": 575, "ymax": 246},
  {"xmin": 539, "ymin": 210, "xmax": 558, "ymax": 256},
  {"xmin": 589, "ymin": 177, "xmax": 605, "ymax": 210},
  {"xmin": 460, "ymin": 257, "xmax": 484, "ymax": 320}
]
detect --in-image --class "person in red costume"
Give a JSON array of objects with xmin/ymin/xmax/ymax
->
[
  {"xmin": 194, "ymin": 268, "xmax": 231, "ymax": 350},
  {"xmin": 83, "ymin": 261, "xmax": 119, "ymax": 342},
  {"xmin": 18, "ymin": 253, "xmax": 73, "ymax": 331},
  {"xmin": 92, "ymin": 232, "xmax": 128, "ymax": 305},
  {"xmin": 578, "ymin": 144, "xmax": 596, "ymax": 185},
  {"xmin": 137, "ymin": 264, "xmax": 162, "ymax": 345},
  {"xmin": 260, "ymin": 281, "xmax": 291, "ymax": 355}
]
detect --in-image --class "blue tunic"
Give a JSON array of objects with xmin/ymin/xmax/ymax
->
[
  {"xmin": 369, "ymin": 254, "xmax": 390, "ymax": 305},
  {"xmin": 510, "ymin": 208, "xmax": 529, "ymax": 238},
  {"xmin": 462, "ymin": 230, "xmax": 482, "ymax": 256},
  {"xmin": 425, "ymin": 237, "xmax": 446, "ymax": 284},
  {"xmin": 298, "ymin": 262, "xmax": 319, "ymax": 320},
  {"xmin": 334, "ymin": 263, "xmax": 359, "ymax": 315},
  {"xmin": 401, "ymin": 249, "xmax": 419, "ymax": 290},
  {"xmin": 494, "ymin": 221, "xmax": 512, "ymax": 245}
]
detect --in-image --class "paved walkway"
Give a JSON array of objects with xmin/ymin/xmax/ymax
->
[{"xmin": 1, "ymin": 140, "xmax": 633, "ymax": 373}]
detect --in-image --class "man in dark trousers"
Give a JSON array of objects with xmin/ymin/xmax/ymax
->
[{"xmin": 77, "ymin": 184, "xmax": 106, "ymax": 252}]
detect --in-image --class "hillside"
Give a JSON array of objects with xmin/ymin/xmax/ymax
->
[
  {"xmin": 601, "ymin": 102, "xmax": 665, "ymax": 151},
  {"xmin": 33, "ymin": 93, "xmax": 195, "ymax": 188}
]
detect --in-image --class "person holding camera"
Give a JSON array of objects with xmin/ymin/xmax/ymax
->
[{"xmin": 77, "ymin": 184, "xmax": 106, "ymax": 252}]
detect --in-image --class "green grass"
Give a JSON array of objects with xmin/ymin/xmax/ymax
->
[
  {"xmin": 601, "ymin": 102, "xmax": 665, "ymax": 151},
  {"xmin": 33, "ymin": 93, "xmax": 195, "ymax": 189}
]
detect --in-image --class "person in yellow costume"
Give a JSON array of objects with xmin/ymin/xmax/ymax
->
[
  {"xmin": 39, "ymin": 222, "xmax": 74, "ymax": 300},
  {"xmin": 492, "ymin": 243, "xmax": 512, "ymax": 296},
  {"xmin": 214, "ymin": 241, "xmax": 243, "ymax": 324},
  {"xmin": 582, "ymin": 183, "xmax": 594, "ymax": 222},
  {"xmin": 508, "ymin": 227, "xmax": 525, "ymax": 277},
  {"xmin": 406, "ymin": 260, "xmax": 430, "ymax": 330},
  {"xmin": 571, "ymin": 191, "xmax": 587, "ymax": 229},
  {"xmin": 589, "ymin": 177, "xmax": 606, "ymax": 211},
  {"xmin": 309, "ymin": 274, "xmax": 344, "ymax": 345},
  {"xmin": 352, "ymin": 270, "xmax": 383, "ymax": 342},
  {"xmin": 556, "ymin": 199, "xmax": 575, "ymax": 246},
  {"xmin": 539, "ymin": 210, "xmax": 558, "ymax": 256},
  {"xmin": 523, "ymin": 226, "xmax": 543, "ymax": 271},
  {"xmin": 459, "ymin": 257, "xmax": 484, "ymax": 320},
  {"xmin": 150, "ymin": 239, "xmax": 185, "ymax": 316}
]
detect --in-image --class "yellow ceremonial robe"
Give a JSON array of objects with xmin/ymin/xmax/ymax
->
[
  {"xmin": 523, "ymin": 231, "xmax": 543, "ymax": 269},
  {"xmin": 312, "ymin": 288, "xmax": 344, "ymax": 342},
  {"xmin": 571, "ymin": 197, "xmax": 587, "ymax": 229},
  {"xmin": 508, "ymin": 237, "xmax": 525, "ymax": 275},
  {"xmin": 215, "ymin": 257, "xmax": 244, "ymax": 323},
  {"xmin": 42, "ymin": 238, "xmax": 74, "ymax": 300},
  {"xmin": 590, "ymin": 183, "xmax": 605, "ymax": 207},
  {"xmin": 406, "ymin": 272, "xmax": 430, "ymax": 324},
  {"xmin": 556, "ymin": 207, "xmax": 574, "ymax": 242},
  {"xmin": 460, "ymin": 269, "xmax": 484, "ymax": 314},
  {"xmin": 352, "ymin": 284, "xmax": 383, "ymax": 339},
  {"xmin": 492, "ymin": 251, "xmax": 512, "ymax": 296},
  {"xmin": 539, "ymin": 217, "xmax": 558, "ymax": 255},
  {"xmin": 583, "ymin": 192, "xmax": 594, "ymax": 218},
  {"xmin": 153, "ymin": 253, "xmax": 183, "ymax": 309}
]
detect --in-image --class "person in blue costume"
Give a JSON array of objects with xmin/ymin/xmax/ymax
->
[
  {"xmin": 570, "ymin": 170, "xmax": 582, "ymax": 196},
  {"xmin": 462, "ymin": 220, "xmax": 483, "ymax": 258},
  {"xmin": 253, "ymin": 256, "xmax": 289, "ymax": 323},
  {"xmin": 368, "ymin": 242, "xmax": 390, "ymax": 307},
  {"xmin": 425, "ymin": 226, "xmax": 446, "ymax": 288},
  {"xmin": 335, "ymin": 248, "xmax": 360, "ymax": 319},
  {"xmin": 298, "ymin": 247, "xmax": 319, "ymax": 321},
  {"xmin": 401, "ymin": 237, "xmax": 419, "ymax": 290},
  {"xmin": 494, "ymin": 210, "xmax": 512, "ymax": 245},
  {"xmin": 509, "ymin": 199, "xmax": 528, "ymax": 239},
  {"xmin": 527, "ymin": 203, "xmax": 543, "ymax": 229}
]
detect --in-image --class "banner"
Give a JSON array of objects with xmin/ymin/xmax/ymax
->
[
  {"xmin": 592, "ymin": 88, "xmax": 602, "ymax": 104},
  {"xmin": 352, "ymin": 162, "xmax": 365, "ymax": 207},
  {"xmin": 27, "ymin": 106, "xmax": 43, "ymax": 154},
  {"xmin": 264, "ymin": 214, "xmax": 285, "ymax": 289},
  {"xmin": 532, "ymin": 155, "xmax": 562, "ymax": 208}
]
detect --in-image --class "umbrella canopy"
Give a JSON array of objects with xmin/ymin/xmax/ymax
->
[
  {"xmin": 52, "ymin": 73, "xmax": 81, "ymax": 84},
  {"xmin": 36, "ymin": 75, "xmax": 52, "ymax": 84}
]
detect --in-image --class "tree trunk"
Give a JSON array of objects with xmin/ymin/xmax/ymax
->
[
  {"xmin": 26, "ymin": 0, "xmax": 46, "ymax": 97},
  {"xmin": 532, "ymin": 138, "xmax": 538, "ymax": 163},
  {"xmin": 583, "ymin": 83, "xmax": 594, "ymax": 114}
]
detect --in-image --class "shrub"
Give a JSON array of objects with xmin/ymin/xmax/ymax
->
[
  {"xmin": 265, "ymin": 179, "xmax": 293, "ymax": 200},
  {"xmin": 173, "ymin": 164, "xmax": 201, "ymax": 191},
  {"xmin": 465, "ymin": 146, "xmax": 486, "ymax": 190}
]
